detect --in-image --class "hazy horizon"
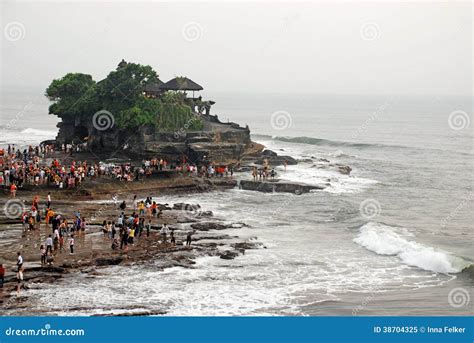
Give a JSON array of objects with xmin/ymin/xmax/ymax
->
[{"xmin": 1, "ymin": 1, "xmax": 473, "ymax": 97}]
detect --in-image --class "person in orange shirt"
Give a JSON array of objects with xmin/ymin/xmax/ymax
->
[
  {"xmin": 45, "ymin": 208, "xmax": 55, "ymax": 227},
  {"xmin": 10, "ymin": 183, "xmax": 17, "ymax": 198}
]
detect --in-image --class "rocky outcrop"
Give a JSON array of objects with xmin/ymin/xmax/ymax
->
[
  {"xmin": 219, "ymin": 250, "xmax": 239, "ymax": 260},
  {"xmin": 1, "ymin": 198, "xmax": 263, "ymax": 314},
  {"xmin": 191, "ymin": 222, "xmax": 231, "ymax": 231},
  {"xmin": 240, "ymin": 149, "xmax": 297, "ymax": 167},
  {"xmin": 55, "ymin": 113, "xmax": 255, "ymax": 164},
  {"xmin": 239, "ymin": 180, "xmax": 325, "ymax": 194},
  {"xmin": 310, "ymin": 163, "xmax": 352, "ymax": 175}
]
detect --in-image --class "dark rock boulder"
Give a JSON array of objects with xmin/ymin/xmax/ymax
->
[
  {"xmin": 239, "ymin": 180, "xmax": 325, "ymax": 194},
  {"xmin": 173, "ymin": 203, "xmax": 201, "ymax": 211},
  {"xmin": 337, "ymin": 165, "xmax": 352, "ymax": 175},
  {"xmin": 255, "ymin": 155, "xmax": 297, "ymax": 166},
  {"xmin": 231, "ymin": 242, "xmax": 265, "ymax": 250},
  {"xmin": 219, "ymin": 250, "xmax": 239, "ymax": 260},
  {"xmin": 190, "ymin": 222, "xmax": 229, "ymax": 231},
  {"xmin": 158, "ymin": 204, "xmax": 172, "ymax": 211},
  {"xmin": 95, "ymin": 257, "xmax": 123, "ymax": 266},
  {"xmin": 262, "ymin": 149, "xmax": 278, "ymax": 157}
]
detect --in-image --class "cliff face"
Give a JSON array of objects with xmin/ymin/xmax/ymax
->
[{"xmin": 55, "ymin": 114, "xmax": 257, "ymax": 164}]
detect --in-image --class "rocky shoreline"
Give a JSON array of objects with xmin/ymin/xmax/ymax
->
[
  {"xmin": 0, "ymin": 140, "xmax": 357, "ymax": 315},
  {"xmin": 0, "ymin": 178, "xmax": 264, "ymax": 316}
]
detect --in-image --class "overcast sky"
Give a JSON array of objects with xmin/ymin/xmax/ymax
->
[{"xmin": 1, "ymin": 0, "xmax": 472, "ymax": 96}]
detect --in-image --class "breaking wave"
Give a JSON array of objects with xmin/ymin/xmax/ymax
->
[
  {"xmin": 354, "ymin": 222, "xmax": 472, "ymax": 274},
  {"xmin": 0, "ymin": 127, "xmax": 57, "ymax": 145}
]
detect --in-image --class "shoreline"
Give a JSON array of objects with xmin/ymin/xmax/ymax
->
[{"xmin": 0, "ymin": 174, "xmax": 262, "ymax": 316}]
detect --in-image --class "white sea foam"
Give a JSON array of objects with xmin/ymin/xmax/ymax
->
[
  {"xmin": 275, "ymin": 163, "xmax": 378, "ymax": 194},
  {"xmin": 354, "ymin": 222, "xmax": 470, "ymax": 273},
  {"xmin": 254, "ymin": 138, "xmax": 377, "ymax": 194},
  {"xmin": 20, "ymin": 128, "xmax": 57, "ymax": 136},
  {"xmin": 0, "ymin": 127, "xmax": 57, "ymax": 146}
]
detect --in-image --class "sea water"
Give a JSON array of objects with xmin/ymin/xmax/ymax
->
[{"xmin": 1, "ymin": 89, "xmax": 472, "ymax": 315}]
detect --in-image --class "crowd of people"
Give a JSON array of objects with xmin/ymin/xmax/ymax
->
[
  {"xmin": 0, "ymin": 143, "xmax": 279, "ymax": 294},
  {"xmin": 4, "ymin": 191, "xmax": 198, "ymax": 294},
  {"xmin": 0, "ymin": 144, "xmax": 237, "ymax": 198},
  {"xmin": 251, "ymin": 166, "xmax": 277, "ymax": 181}
]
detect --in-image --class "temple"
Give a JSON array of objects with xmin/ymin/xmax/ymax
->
[{"xmin": 53, "ymin": 60, "xmax": 259, "ymax": 164}]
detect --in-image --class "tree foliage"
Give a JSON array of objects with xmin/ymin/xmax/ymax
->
[
  {"xmin": 95, "ymin": 62, "xmax": 158, "ymax": 117},
  {"xmin": 157, "ymin": 92, "xmax": 203, "ymax": 131},
  {"xmin": 45, "ymin": 61, "xmax": 202, "ymax": 131},
  {"xmin": 45, "ymin": 73, "xmax": 97, "ymax": 119}
]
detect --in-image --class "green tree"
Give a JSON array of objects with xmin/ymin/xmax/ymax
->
[
  {"xmin": 45, "ymin": 61, "xmax": 202, "ymax": 131},
  {"xmin": 157, "ymin": 92, "xmax": 203, "ymax": 131},
  {"xmin": 117, "ymin": 97, "xmax": 161, "ymax": 129},
  {"xmin": 96, "ymin": 61, "xmax": 158, "ymax": 117},
  {"xmin": 45, "ymin": 73, "xmax": 97, "ymax": 119}
]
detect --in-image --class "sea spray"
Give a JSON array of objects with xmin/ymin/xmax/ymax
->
[{"xmin": 354, "ymin": 222, "xmax": 470, "ymax": 274}]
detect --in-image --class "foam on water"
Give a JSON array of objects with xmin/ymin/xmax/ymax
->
[
  {"xmin": 253, "ymin": 138, "xmax": 378, "ymax": 194},
  {"xmin": 276, "ymin": 163, "xmax": 378, "ymax": 194},
  {"xmin": 354, "ymin": 222, "xmax": 471, "ymax": 274},
  {"xmin": 10, "ymin": 192, "xmax": 455, "ymax": 316},
  {"xmin": 0, "ymin": 127, "xmax": 57, "ymax": 146}
]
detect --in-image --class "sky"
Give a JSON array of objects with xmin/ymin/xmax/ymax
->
[{"xmin": 1, "ymin": 0, "xmax": 472, "ymax": 96}]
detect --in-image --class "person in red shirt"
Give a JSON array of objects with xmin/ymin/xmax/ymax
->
[{"xmin": 10, "ymin": 184, "xmax": 17, "ymax": 198}]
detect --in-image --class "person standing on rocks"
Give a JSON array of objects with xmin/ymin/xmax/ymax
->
[
  {"xmin": 45, "ymin": 235, "xmax": 53, "ymax": 255},
  {"xmin": 138, "ymin": 218, "xmax": 145, "ymax": 237},
  {"xmin": 270, "ymin": 168, "xmax": 276, "ymax": 180},
  {"xmin": 128, "ymin": 226, "xmax": 135, "ymax": 245},
  {"xmin": 146, "ymin": 201, "xmax": 152, "ymax": 219},
  {"xmin": 138, "ymin": 201, "xmax": 145, "ymax": 216},
  {"xmin": 68, "ymin": 234, "xmax": 75, "ymax": 254},
  {"xmin": 117, "ymin": 213, "xmax": 124, "ymax": 228},
  {"xmin": 160, "ymin": 223, "xmax": 169, "ymax": 244},
  {"xmin": 170, "ymin": 229, "xmax": 176, "ymax": 245},
  {"xmin": 252, "ymin": 167, "xmax": 257, "ymax": 181},
  {"xmin": 120, "ymin": 226, "xmax": 128, "ymax": 250},
  {"xmin": 146, "ymin": 219, "xmax": 152, "ymax": 237},
  {"xmin": 53, "ymin": 227, "xmax": 60, "ymax": 252},
  {"xmin": 186, "ymin": 230, "xmax": 196, "ymax": 246},
  {"xmin": 111, "ymin": 223, "xmax": 116, "ymax": 240},
  {"xmin": 16, "ymin": 252, "xmax": 23, "ymax": 272},
  {"xmin": 10, "ymin": 183, "xmax": 17, "ymax": 198},
  {"xmin": 40, "ymin": 245, "xmax": 46, "ymax": 265},
  {"xmin": 132, "ymin": 195, "xmax": 138, "ymax": 211}
]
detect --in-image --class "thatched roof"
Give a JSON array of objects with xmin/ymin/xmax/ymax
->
[
  {"xmin": 159, "ymin": 77, "xmax": 203, "ymax": 91},
  {"xmin": 144, "ymin": 79, "xmax": 164, "ymax": 93}
]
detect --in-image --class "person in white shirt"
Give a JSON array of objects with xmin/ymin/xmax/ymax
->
[
  {"xmin": 16, "ymin": 252, "xmax": 23, "ymax": 272},
  {"xmin": 46, "ymin": 234, "xmax": 53, "ymax": 254},
  {"xmin": 160, "ymin": 224, "xmax": 170, "ymax": 243},
  {"xmin": 132, "ymin": 195, "xmax": 138, "ymax": 211},
  {"xmin": 68, "ymin": 235, "xmax": 75, "ymax": 254}
]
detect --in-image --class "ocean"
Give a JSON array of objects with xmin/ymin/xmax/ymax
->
[{"xmin": 1, "ymin": 88, "xmax": 472, "ymax": 315}]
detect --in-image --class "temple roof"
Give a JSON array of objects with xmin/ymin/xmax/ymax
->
[
  {"xmin": 144, "ymin": 79, "xmax": 164, "ymax": 93},
  {"xmin": 159, "ymin": 77, "xmax": 203, "ymax": 91}
]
